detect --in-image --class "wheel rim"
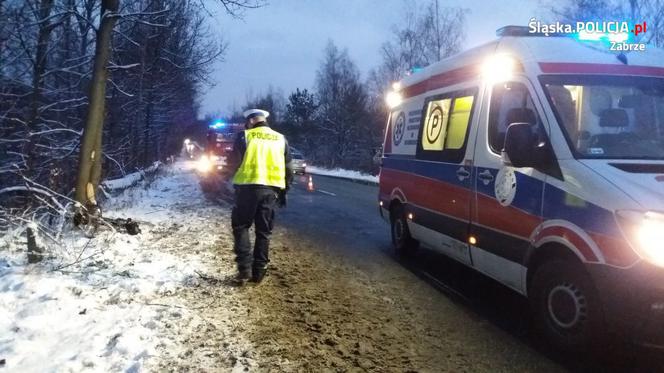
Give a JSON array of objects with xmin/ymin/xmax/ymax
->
[{"xmin": 547, "ymin": 282, "xmax": 588, "ymax": 332}]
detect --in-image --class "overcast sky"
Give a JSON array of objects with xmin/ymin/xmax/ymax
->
[{"xmin": 201, "ymin": 0, "xmax": 546, "ymax": 117}]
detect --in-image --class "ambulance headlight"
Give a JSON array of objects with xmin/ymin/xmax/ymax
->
[
  {"xmin": 617, "ymin": 210, "xmax": 664, "ymax": 267},
  {"xmin": 386, "ymin": 91, "xmax": 402, "ymax": 109},
  {"xmin": 482, "ymin": 54, "xmax": 517, "ymax": 83},
  {"xmin": 197, "ymin": 155, "xmax": 212, "ymax": 173}
]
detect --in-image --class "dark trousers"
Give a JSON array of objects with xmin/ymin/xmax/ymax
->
[{"xmin": 231, "ymin": 186, "xmax": 278, "ymax": 274}]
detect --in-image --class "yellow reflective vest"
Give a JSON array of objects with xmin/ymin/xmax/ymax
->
[{"xmin": 232, "ymin": 126, "xmax": 287, "ymax": 189}]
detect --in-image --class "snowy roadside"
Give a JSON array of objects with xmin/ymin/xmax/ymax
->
[
  {"xmin": 0, "ymin": 161, "xmax": 255, "ymax": 372},
  {"xmin": 306, "ymin": 166, "xmax": 378, "ymax": 184}
]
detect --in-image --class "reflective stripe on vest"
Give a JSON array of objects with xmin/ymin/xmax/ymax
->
[{"xmin": 232, "ymin": 126, "xmax": 286, "ymax": 189}]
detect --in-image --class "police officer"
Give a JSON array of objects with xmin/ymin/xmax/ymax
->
[{"xmin": 230, "ymin": 109, "xmax": 292, "ymax": 285}]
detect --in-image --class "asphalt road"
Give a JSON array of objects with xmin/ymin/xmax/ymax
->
[{"xmin": 278, "ymin": 173, "xmax": 664, "ymax": 372}]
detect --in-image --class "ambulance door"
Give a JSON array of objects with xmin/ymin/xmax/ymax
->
[
  {"xmin": 411, "ymin": 88, "xmax": 479, "ymax": 265},
  {"xmin": 471, "ymin": 79, "xmax": 549, "ymax": 292}
]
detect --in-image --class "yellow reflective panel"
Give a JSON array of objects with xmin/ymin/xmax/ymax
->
[
  {"xmin": 445, "ymin": 96, "xmax": 474, "ymax": 150},
  {"xmin": 422, "ymin": 99, "xmax": 450, "ymax": 151}
]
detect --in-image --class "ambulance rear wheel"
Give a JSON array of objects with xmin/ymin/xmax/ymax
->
[
  {"xmin": 529, "ymin": 259, "xmax": 605, "ymax": 354},
  {"xmin": 390, "ymin": 204, "xmax": 418, "ymax": 256}
]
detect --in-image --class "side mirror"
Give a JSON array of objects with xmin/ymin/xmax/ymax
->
[{"xmin": 501, "ymin": 122, "xmax": 539, "ymax": 168}]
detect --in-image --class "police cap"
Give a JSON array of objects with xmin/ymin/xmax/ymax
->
[{"xmin": 243, "ymin": 109, "xmax": 270, "ymax": 120}]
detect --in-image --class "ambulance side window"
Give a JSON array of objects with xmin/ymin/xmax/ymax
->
[
  {"xmin": 488, "ymin": 82, "xmax": 543, "ymax": 154},
  {"xmin": 417, "ymin": 88, "xmax": 478, "ymax": 163}
]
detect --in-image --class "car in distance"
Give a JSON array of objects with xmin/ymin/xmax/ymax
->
[{"xmin": 290, "ymin": 148, "xmax": 307, "ymax": 174}]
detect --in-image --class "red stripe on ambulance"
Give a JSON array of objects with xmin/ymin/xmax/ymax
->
[
  {"xmin": 539, "ymin": 62, "xmax": 664, "ymax": 77},
  {"xmin": 403, "ymin": 65, "xmax": 480, "ymax": 98}
]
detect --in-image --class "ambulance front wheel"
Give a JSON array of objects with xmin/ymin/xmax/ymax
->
[
  {"xmin": 529, "ymin": 259, "xmax": 605, "ymax": 354},
  {"xmin": 390, "ymin": 204, "xmax": 418, "ymax": 256}
]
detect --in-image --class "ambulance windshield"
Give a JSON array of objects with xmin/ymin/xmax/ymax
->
[{"xmin": 541, "ymin": 76, "xmax": 664, "ymax": 159}]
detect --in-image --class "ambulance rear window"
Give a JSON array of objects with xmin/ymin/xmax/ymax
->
[
  {"xmin": 416, "ymin": 88, "xmax": 478, "ymax": 163},
  {"xmin": 446, "ymin": 96, "xmax": 474, "ymax": 150}
]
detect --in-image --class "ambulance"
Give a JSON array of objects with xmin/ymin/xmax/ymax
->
[{"xmin": 378, "ymin": 26, "xmax": 664, "ymax": 351}]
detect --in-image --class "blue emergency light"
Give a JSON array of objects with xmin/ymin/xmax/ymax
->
[
  {"xmin": 209, "ymin": 121, "xmax": 226, "ymax": 129},
  {"xmin": 576, "ymin": 30, "xmax": 629, "ymax": 43}
]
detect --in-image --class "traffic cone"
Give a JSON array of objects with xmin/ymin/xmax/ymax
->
[{"xmin": 307, "ymin": 175, "xmax": 314, "ymax": 192}]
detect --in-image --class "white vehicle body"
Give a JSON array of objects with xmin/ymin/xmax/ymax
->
[{"xmin": 379, "ymin": 29, "xmax": 664, "ymax": 348}]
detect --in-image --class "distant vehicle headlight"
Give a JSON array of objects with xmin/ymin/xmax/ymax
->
[
  {"xmin": 302, "ymin": 163, "xmax": 307, "ymax": 167},
  {"xmin": 197, "ymin": 155, "xmax": 211, "ymax": 173},
  {"xmin": 616, "ymin": 210, "xmax": 664, "ymax": 267}
]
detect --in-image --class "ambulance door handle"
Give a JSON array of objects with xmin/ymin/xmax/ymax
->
[
  {"xmin": 456, "ymin": 167, "xmax": 471, "ymax": 181},
  {"xmin": 478, "ymin": 170, "xmax": 494, "ymax": 185}
]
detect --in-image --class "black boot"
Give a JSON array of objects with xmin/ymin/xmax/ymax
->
[
  {"xmin": 251, "ymin": 267, "xmax": 267, "ymax": 284},
  {"xmin": 232, "ymin": 270, "xmax": 251, "ymax": 286}
]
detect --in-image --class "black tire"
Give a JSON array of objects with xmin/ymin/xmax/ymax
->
[
  {"xmin": 390, "ymin": 204, "xmax": 418, "ymax": 256},
  {"xmin": 529, "ymin": 259, "xmax": 605, "ymax": 354}
]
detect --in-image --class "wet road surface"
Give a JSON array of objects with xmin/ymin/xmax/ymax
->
[{"xmin": 275, "ymin": 173, "xmax": 664, "ymax": 372}]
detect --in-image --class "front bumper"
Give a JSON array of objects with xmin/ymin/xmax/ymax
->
[
  {"xmin": 588, "ymin": 261, "xmax": 664, "ymax": 347},
  {"xmin": 292, "ymin": 166, "xmax": 306, "ymax": 174}
]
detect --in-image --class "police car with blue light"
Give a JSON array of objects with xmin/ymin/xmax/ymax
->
[{"xmin": 198, "ymin": 120, "xmax": 244, "ymax": 193}]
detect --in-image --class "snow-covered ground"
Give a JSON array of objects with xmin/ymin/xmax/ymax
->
[
  {"xmin": 0, "ymin": 161, "xmax": 253, "ymax": 372},
  {"xmin": 306, "ymin": 166, "xmax": 378, "ymax": 184}
]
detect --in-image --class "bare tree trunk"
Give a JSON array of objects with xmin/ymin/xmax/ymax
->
[
  {"xmin": 24, "ymin": 0, "xmax": 55, "ymax": 173},
  {"xmin": 90, "ymin": 119, "xmax": 104, "ymax": 188},
  {"xmin": 0, "ymin": 0, "xmax": 7, "ymax": 58},
  {"xmin": 75, "ymin": 0, "xmax": 120, "ymax": 206},
  {"xmin": 143, "ymin": 96, "xmax": 153, "ymax": 165},
  {"xmin": 77, "ymin": 0, "xmax": 96, "ymax": 62},
  {"xmin": 26, "ymin": 227, "xmax": 43, "ymax": 263}
]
